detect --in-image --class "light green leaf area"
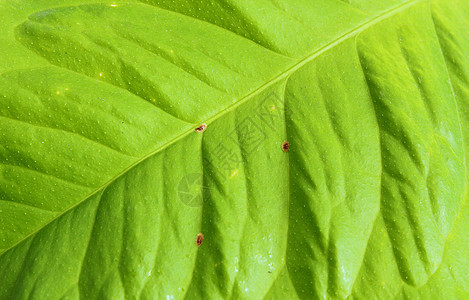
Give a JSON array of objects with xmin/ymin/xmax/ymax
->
[{"xmin": 0, "ymin": 0, "xmax": 468, "ymax": 299}]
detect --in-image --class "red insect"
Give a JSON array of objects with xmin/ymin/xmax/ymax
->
[
  {"xmin": 195, "ymin": 124, "xmax": 207, "ymax": 133},
  {"xmin": 281, "ymin": 141, "xmax": 290, "ymax": 152},
  {"xmin": 196, "ymin": 233, "xmax": 204, "ymax": 247}
]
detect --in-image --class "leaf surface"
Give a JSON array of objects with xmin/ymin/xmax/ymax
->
[{"xmin": 0, "ymin": 0, "xmax": 468, "ymax": 298}]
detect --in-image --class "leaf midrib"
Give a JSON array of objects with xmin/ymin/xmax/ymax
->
[{"xmin": 0, "ymin": 0, "xmax": 423, "ymax": 256}]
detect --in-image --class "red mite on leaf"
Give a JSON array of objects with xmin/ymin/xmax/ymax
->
[
  {"xmin": 282, "ymin": 141, "xmax": 290, "ymax": 152},
  {"xmin": 196, "ymin": 233, "xmax": 204, "ymax": 247},
  {"xmin": 195, "ymin": 124, "xmax": 207, "ymax": 133}
]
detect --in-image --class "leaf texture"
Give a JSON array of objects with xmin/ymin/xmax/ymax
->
[{"xmin": 0, "ymin": 0, "xmax": 468, "ymax": 298}]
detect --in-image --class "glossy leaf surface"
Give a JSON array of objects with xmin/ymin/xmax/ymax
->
[{"xmin": 0, "ymin": 0, "xmax": 468, "ymax": 298}]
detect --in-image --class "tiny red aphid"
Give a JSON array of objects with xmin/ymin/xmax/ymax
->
[
  {"xmin": 196, "ymin": 233, "xmax": 204, "ymax": 247},
  {"xmin": 282, "ymin": 141, "xmax": 290, "ymax": 152},
  {"xmin": 195, "ymin": 124, "xmax": 207, "ymax": 133}
]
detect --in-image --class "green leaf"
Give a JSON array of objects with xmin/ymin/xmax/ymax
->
[{"xmin": 0, "ymin": 0, "xmax": 468, "ymax": 298}]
